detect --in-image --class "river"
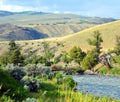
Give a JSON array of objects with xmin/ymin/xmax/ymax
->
[{"xmin": 73, "ymin": 75, "xmax": 120, "ymax": 99}]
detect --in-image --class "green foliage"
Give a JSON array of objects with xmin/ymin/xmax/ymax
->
[
  {"xmin": 70, "ymin": 46, "xmax": 86, "ymax": 65},
  {"xmin": 114, "ymin": 35, "xmax": 120, "ymax": 55},
  {"xmin": 110, "ymin": 68, "xmax": 120, "ymax": 75},
  {"xmin": 24, "ymin": 55, "xmax": 47, "ymax": 65},
  {"xmin": 8, "ymin": 40, "xmax": 19, "ymax": 52},
  {"xmin": 8, "ymin": 40, "xmax": 24, "ymax": 65},
  {"xmin": 61, "ymin": 52, "xmax": 71, "ymax": 65},
  {"xmin": 42, "ymin": 41, "xmax": 54, "ymax": 66},
  {"xmin": 114, "ymin": 55, "xmax": 120, "ymax": 65},
  {"xmin": 63, "ymin": 77, "xmax": 76, "ymax": 90},
  {"xmin": 0, "ymin": 69, "xmax": 28, "ymax": 101},
  {"xmin": 40, "ymin": 83, "xmax": 57, "ymax": 91},
  {"xmin": 0, "ymin": 40, "xmax": 24, "ymax": 66},
  {"xmin": 54, "ymin": 57, "xmax": 60, "ymax": 64},
  {"xmin": 0, "ymin": 54, "xmax": 9, "ymax": 66},
  {"xmin": 0, "ymin": 95, "xmax": 14, "ymax": 102},
  {"xmin": 82, "ymin": 50, "xmax": 97, "ymax": 70},
  {"xmin": 99, "ymin": 67, "xmax": 120, "ymax": 75},
  {"xmin": 5, "ymin": 64, "xmax": 48, "ymax": 92},
  {"xmin": 21, "ymin": 76, "xmax": 41, "ymax": 92},
  {"xmin": 8, "ymin": 49, "xmax": 24, "ymax": 65},
  {"xmin": 82, "ymin": 31, "xmax": 103, "ymax": 70},
  {"xmin": 87, "ymin": 30, "xmax": 103, "ymax": 57},
  {"xmin": 98, "ymin": 67, "xmax": 108, "ymax": 75},
  {"xmin": 24, "ymin": 64, "xmax": 51, "ymax": 77}
]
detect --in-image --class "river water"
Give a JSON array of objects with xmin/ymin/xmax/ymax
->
[{"xmin": 73, "ymin": 75, "xmax": 120, "ymax": 99}]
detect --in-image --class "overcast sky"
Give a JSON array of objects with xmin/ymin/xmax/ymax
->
[{"xmin": 0, "ymin": 0, "xmax": 120, "ymax": 18}]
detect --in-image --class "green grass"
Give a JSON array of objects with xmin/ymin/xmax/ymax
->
[
  {"xmin": 98, "ymin": 67, "xmax": 120, "ymax": 75},
  {"xmin": 37, "ymin": 90, "xmax": 120, "ymax": 102},
  {"xmin": 28, "ymin": 77, "xmax": 120, "ymax": 102},
  {"xmin": 0, "ymin": 69, "xmax": 120, "ymax": 102},
  {"xmin": 0, "ymin": 69, "xmax": 28, "ymax": 101}
]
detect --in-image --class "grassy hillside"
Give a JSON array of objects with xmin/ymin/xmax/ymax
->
[
  {"xmin": 61, "ymin": 20, "xmax": 120, "ymax": 51},
  {"xmin": 0, "ymin": 20, "xmax": 120, "ymax": 56},
  {"xmin": 0, "ymin": 11, "xmax": 116, "ymax": 25},
  {"xmin": 34, "ymin": 24, "xmax": 95, "ymax": 37},
  {"xmin": 0, "ymin": 11, "xmax": 116, "ymax": 39}
]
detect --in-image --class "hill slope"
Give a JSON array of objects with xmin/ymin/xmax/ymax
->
[
  {"xmin": 0, "ymin": 11, "xmax": 116, "ymax": 38},
  {"xmin": 0, "ymin": 20, "xmax": 120, "ymax": 56},
  {"xmin": 0, "ymin": 24, "xmax": 48, "ymax": 41},
  {"xmin": 61, "ymin": 20, "xmax": 120, "ymax": 51}
]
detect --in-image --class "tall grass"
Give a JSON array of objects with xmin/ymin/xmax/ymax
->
[{"xmin": 37, "ymin": 90, "xmax": 120, "ymax": 102}]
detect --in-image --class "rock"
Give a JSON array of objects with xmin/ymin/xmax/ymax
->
[{"xmin": 84, "ymin": 70, "xmax": 96, "ymax": 75}]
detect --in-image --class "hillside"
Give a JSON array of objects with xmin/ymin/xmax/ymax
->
[
  {"xmin": 0, "ymin": 20, "xmax": 120, "ymax": 56},
  {"xmin": 0, "ymin": 11, "xmax": 116, "ymax": 39},
  {"xmin": 0, "ymin": 23, "xmax": 47, "ymax": 41},
  {"xmin": 61, "ymin": 20, "xmax": 120, "ymax": 51},
  {"xmin": 0, "ymin": 11, "xmax": 116, "ymax": 25}
]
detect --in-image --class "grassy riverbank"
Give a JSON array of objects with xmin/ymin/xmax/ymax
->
[
  {"xmin": 0, "ymin": 67, "xmax": 120, "ymax": 102},
  {"xmin": 98, "ymin": 67, "xmax": 120, "ymax": 76}
]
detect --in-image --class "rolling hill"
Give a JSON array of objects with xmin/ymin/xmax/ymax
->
[
  {"xmin": 0, "ymin": 11, "xmax": 116, "ymax": 39},
  {"xmin": 0, "ymin": 23, "xmax": 48, "ymax": 41},
  {"xmin": 0, "ymin": 20, "xmax": 120, "ymax": 56},
  {"xmin": 60, "ymin": 20, "xmax": 120, "ymax": 51}
]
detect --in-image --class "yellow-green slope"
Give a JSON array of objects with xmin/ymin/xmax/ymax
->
[{"xmin": 61, "ymin": 20, "xmax": 120, "ymax": 51}]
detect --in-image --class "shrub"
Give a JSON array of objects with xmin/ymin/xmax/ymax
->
[
  {"xmin": 114, "ymin": 55, "xmax": 120, "ymax": 65},
  {"xmin": 0, "ymin": 95, "xmax": 14, "ymax": 102},
  {"xmin": 98, "ymin": 67, "xmax": 120, "ymax": 75},
  {"xmin": 98, "ymin": 67, "xmax": 108, "ymax": 75},
  {"xmin": 63, "ymin": 77, "xmax": 76, "ymax": 90},
  {"xmin": 5, "ymin": 64, "xmax": 26, "ymax": 81},
  {"xmin": 82, "ymin": 50, "xmax": 97, "ymax": 70},
  {"xmin": 110, "ymin": 68, "xmax": 120, "ymax": 75},
  {"xmin": 21, "ymin": 76, "xmax": 41, "ymax": 92},
  {"xmin": 56, "ymin": 73, "xmax": 64, "ymax": 85},
  {"xmin": 54, "ymin": 57, "xmax": 60, "ymax": 64},
  {"xmin": 24, "ymin": 64, "xmax": 51, "ymax": 77}
]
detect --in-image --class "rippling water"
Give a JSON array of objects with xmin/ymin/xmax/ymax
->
[{"xmin": 73, "ymin": 75, "xmax": 120, "ymax": 99}]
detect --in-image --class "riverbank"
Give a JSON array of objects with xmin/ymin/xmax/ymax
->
[{"xmin": 1, "ymin": 67, "xmax": 120, "ymax": 102}]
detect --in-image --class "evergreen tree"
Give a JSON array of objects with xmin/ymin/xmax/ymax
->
[
  {"xmin": 8, "ymin": 40, "xmax": 24, "ymax": 65},
  {"xmin": 87, "ymin": 30, "xmax": 103, "ymax": 57},
  {"xmin": 9, "ymin": 40, "xmax": 19, "ymax": 53}
]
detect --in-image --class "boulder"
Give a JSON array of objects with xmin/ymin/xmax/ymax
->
[{"xmin": 84, "ymin": 70, "xmax": 97, "ymax": 75}]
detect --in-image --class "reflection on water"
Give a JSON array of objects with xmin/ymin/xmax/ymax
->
[{"xmin": 73, "ymin": 75, "xmax": 120, "ymax": 99}]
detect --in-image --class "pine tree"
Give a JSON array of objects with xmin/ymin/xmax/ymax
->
[
  {"xmin": 87, "ymin": 30, "xmax": 103, "ymax": 57},
  {"xmin": 8, "ymin": 40, "xmax": 24, "ymax": 65}
]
